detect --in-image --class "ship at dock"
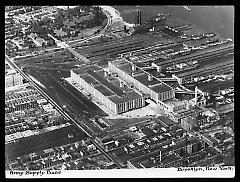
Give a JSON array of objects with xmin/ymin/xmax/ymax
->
[{"xmin": 132, "ymin": 13, "xmax": 170, "ymax": 35}]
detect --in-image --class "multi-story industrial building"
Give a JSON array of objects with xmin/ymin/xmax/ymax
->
[
  {"xmin": 70, "ymin": 67, "xmax": 145, "ymax": 115},
  {"xmin": 108, "ymin": 58, "xmax": 175, "ymax": 105},
  {"xmin": 5, "ymin": 70, "xmax": 23, "ymax": 89}
]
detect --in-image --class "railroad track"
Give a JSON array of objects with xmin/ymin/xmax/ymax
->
[
  {"xmin": 158, "ymin": 44, "xmax": 234, "ymax": 67},
  {"xmin": 176, "ymin": 59, "xmax": 234, "ymax": 78},
  {"xmin": 5, "ymin": 55, "xmax": 124, "ymax": 169}
]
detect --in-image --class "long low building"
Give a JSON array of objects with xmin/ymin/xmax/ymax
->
[
  {"xmin": 70, "ymin": 67, "xmax": 145, "ymax": 115},
  {"xmin": 108, "ymin": 58, "xmax": 175, "ymax": 104}
]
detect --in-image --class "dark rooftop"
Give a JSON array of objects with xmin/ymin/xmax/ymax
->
[
  {"xmin": 172, "ymin": 137, "xmax": 200, "ymax": 151},
  {"xmin": 95, "ymin": 85, "xmax": 115, "ymax": 96},
  {"xmin": 144, "ymin": 69, "xmax": 166, "ymax": 78},
  {"xmin": 157, "ymin": 116, "xmax": 176, "ymax": 127},
  {"xmin": 120, "ymin": 63, "xmax": 144, "ymax": 76},
  {"xmin": 112, "ymin": 59, "xmax": 173, "ymax": 94},
  {"xmin": 140, "ymin": 159, "xmax": 156, "ymax": 168},
  {"xmin": 81, "ymin": 74, "xmax": 100, "ymax": 86},
  {"xmin": 162, "ymin": 80, "xmax": 180, "ymax": 89},
  {"xmin": 161, "ymin": 153, "xmax": 181, "ymax": 164},
  {"xmin": 151, "ymin": 83, "xmax": 173, "ymax": 93},
  {"xmin": 86, "ymin": 69, "xmax": 125, "ymax": 96},
  {"xmin": 135, "ymin": 74, "xmax": 160, "ymax": 86},
  {"xmin": 202, "ymin": 134, "xmax": 219, "ymax": 144}
]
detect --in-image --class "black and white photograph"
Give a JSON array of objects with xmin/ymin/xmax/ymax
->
[{"xmin": 5, "ymin": 5, "xmax": 234, "ymax": 178}]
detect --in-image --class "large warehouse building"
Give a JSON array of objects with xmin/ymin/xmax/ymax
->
[
  {"xmin": 108, "ymin": 58, "xmax": 175, "ymax": 105},
  {"xmin": 70, "ymin": 67, "xmax": 145, "ymax": 115}
]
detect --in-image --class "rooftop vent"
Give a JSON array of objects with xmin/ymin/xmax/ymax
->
[{"xmin": 148, "ymin": 74, "xmax": 153, "ymax": 81}]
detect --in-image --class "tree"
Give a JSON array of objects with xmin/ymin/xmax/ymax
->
[
  {"xmin": 42, "ymin": 42, "xmax": 46, "ymax": 48},
  {"xmin": 192, "ymin": 125, "xmax": 200, "ymax": 132}
]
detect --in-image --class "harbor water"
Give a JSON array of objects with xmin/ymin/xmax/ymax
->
[{"xmin": 113, "ymin": 6, "xmax": 234, "ymax": 39}]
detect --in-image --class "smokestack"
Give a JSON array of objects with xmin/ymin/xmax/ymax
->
[
  {"xmin": 119, "ymin": 82, "xmax": 124, "ymax": 88},
  {"xmin": 159, "ymin": 150, "xmax": 162, "ymax": 162},
  {"xmin": 148, "ymin": 74, "xmax": 153, "ymax": 81},
  {"xmin": 157, "ymin": 66, "xmax": 161, "ymax": 72},
  {"xmin": 186, "ymin": 100, "xmax": 190, "ymax": 110},
  {"xmin": 124, "ymin": 25, "xmax": 127, "ymax": 33},
  {"xmin": 135, "ymin": 12, "xmax": 138, "ymax": 26},
  {"xmin": 104, "ymin": 71, "xmax": 108, "ymax": 77},
  {"xmin": 132, "ymin": 64, "xmax": 136, "ymax": 71},
  {"xmin": 139, "ymin": 9, "xmax": 142, "ymax": 25},
  {"xmin": 195, "ymin": 86, "xmax": 198, "ymax": 105},
  {"xmin": 137, "ymin": 9, "xmax": 140, "ymax": 25},
  {"xmin": 136, "ymin": 6, "xmax": 142, "ymax": 25}
]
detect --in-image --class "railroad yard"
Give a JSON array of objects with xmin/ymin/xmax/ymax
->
[{"xmin": 5, "ymin": 6, "xmax": 234, "ymax": 174}]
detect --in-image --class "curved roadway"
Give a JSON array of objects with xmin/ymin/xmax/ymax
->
[
  {"xmin": 48, "ymin": 6, "xmax": 121, "ymax": 63},
  {"xmin": 5, "ymin": 6, "xmax": 126, "ymax": 168},
  {"xmin": 5, "ymin": 55, "xmax": 124, "ymax": 168}
]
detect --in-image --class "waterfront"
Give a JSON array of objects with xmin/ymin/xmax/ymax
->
[
  {"xmin": 114, "ymin": 6, "xmax": 234, "ymax": 39},
  {"xmin": 5, "ymin": 5, "xmax": 234, "ymax": 176}
]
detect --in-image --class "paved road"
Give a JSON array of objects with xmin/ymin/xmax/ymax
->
[
  {"xmin": 26, "ymin": 68, "xmax": 106, "ymax": 117},
  {"xmin": 5, "ymin": 55, "xmax": 124, "ymax": 168},
  {"xmin": 5, "ymin": 6, "xmax": 128, "ymax": 168},
  {"xmin": 47, "ymin": 5, "xmax": 116, "ymax": 63},
  {"xmin": 67, "ymin": 6, "xmax": 114, "ymax": 45}
]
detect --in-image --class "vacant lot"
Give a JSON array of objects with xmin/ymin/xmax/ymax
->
[{"xmin": 5, "ymin": 124, "xmax": 87, "ymax": 160}]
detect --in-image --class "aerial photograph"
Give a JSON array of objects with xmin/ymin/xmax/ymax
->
[{"xmin": 5, "ymin": 5, "xmax": 234, "ymax": 178}]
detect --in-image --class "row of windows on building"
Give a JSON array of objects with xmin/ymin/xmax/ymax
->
[
  {"xmin": 173, "ymin": 104, "xmax": 187, "ymax": 112},
  {"xmin": 159, "ymin": 90, "xmax": 174, "ymax": 101},
  {"xmin": 71, "ymin": 71, "xmax": 145, "ymax": 115},
  {"xmin": 5, "ymin": 74, "xmax": 23, "ymax": 88},
  {"xmin": 117, "ymin": 98, "xmax": 144, "ymax": 114},
  {"xmin": 109, "ymin": 63, "xmax": 175, "ymax": 103}
]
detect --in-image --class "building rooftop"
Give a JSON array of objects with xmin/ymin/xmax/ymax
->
[
  {"xmin": 72, "ymin": 67, "xmax": 143, "ymax": 104},
  {"xmin": 128, "ymin": 142, "xmax": 184, "ymax": 168},
  {"xmin": 95, "ymin": 85, "xmax": 115, "ymax": 96},
  {"xmin": 120, "ymin": 62, "xmax": 144, "ymax": 76},
  {"xmin": 172, "ymin": 137, "xmax": 200, "ymax": 151},
  {"xmin": 72, "ymin": 64, "xmax": 102, "ymax": 75},
  {"xmin": 134, "ymin": 74, "xmax": 160, "ymax": 86},
  {"xmin": 151, "ymin": 83, "xmax": 173, "ymax": 93},
  {"xmin": 175, "ymin": 109, "xmax": 197, "ymax": 117},
  {"xmin": 184, "ymin": 116, "xmax": 198, "ymax": 127},
  {"xmin": 162, "ymin": 80, "xmax": 180, "ymax": 89},
  {"xmin": 157, "ymin": 116, "xmax": 176, "ymax": 127},
  {"xmin": 86, "ymin": 69, "xmax": 125, "ymax": 97},
  {"xmin": 144, "ymin": 68, "xmax": 165, "ymax": 77},
  {"xmin": 111, "ymin": 58, "xmax": 173, "ymax": 94},
  {"xmin": 140, "ymin": 159, "xmax": 156, "ymax": 168},
  {"xmin": 161, "ymin": 153, "xmax": 181, "ymax": 165},
  {"xmin": 81, "ymin": 74, "xmax": 100, "ymax": 86},
  {"xmin": 202, "ymin": 134, "xmax": 219, "ymax": 144}
]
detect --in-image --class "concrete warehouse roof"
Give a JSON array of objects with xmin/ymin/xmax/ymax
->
[
  {"xmin": 72, "ymin": 68, "xmax": 143, "ymax": 104},
  {"xmin": 111, "ymin": 59, "xmax": 173, "ymax": 94}
]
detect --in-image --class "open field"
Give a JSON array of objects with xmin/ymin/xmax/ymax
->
[{"xmin": 5, "ymin": 124, "xmax": 87, "ymax": 160}]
